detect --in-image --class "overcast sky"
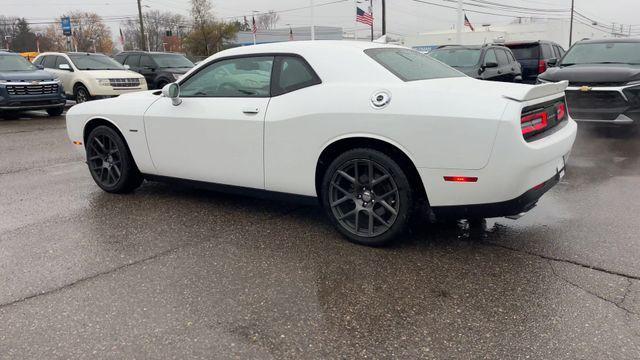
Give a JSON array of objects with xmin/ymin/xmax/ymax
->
[{"xmin": 3, "ymin": 0, "xmax": 640, "ymax": 39}]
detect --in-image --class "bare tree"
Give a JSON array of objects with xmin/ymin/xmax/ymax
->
[
  {"xmin": 191, "ymin": 0, "xmax": 213, "ymax": 55},
  {"xmin": 0, "ymin": 16, "xmax": 20, "ymax": 49},
  {"xmin": 62, "ymin": 12, "xmax": 113, "ymax": 53},
  {"xmin": 121, "ymin": 10, "xmax": 186, "ymax": 51},
  {"xmin": 256, "ymin": 10, "xmax": 280, "ymax": 30}
]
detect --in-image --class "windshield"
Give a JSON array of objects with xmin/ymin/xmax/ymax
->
[
  {"xmin": 365, "ymin": 48, "xmax": 463, "ymax": 81},
  {"xmin": 153, "ymin": 53, "xmax": 194, "ymax": 68},
  {"xmin": 561, "ymin": 42, "xmax": 640, "ymax": 66},
  {"xmin": 69, "ymin": 54, "xmax": 124, "ymax": 70},
  {"xmin": 429, "ymin": 48, "xmax": 482, "ymax": 67},
  {"xmin": 0, "ymin": 54, "xmax": 37, "ymax": 71}
]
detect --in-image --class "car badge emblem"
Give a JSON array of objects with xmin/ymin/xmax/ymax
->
[
  {"xmin": 31, "ymin": 80, "xmax": 40, "ymax": 85},
  {"xmin": 579, "ymin": 86, "xmax": 592, "ymax": 92}
]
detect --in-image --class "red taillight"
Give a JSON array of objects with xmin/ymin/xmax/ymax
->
[
  {"xmin": 556, "ymin": 102, "xmax": 567, "ymax": 121},
  {"xmin": 444, "ymin": 176, "xmax": 478, "ymax": 183},
  {"xmin": 521, "ymin": 111, "xmax": 548, "ymax": 135},
  {"xmin": 538, "ymin": 59, "xmax": 547, "ymax": 74}
]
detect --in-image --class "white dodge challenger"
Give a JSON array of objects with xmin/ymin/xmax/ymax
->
[{"xmin": 66, "ymin": 41, "xmax": 577, "ymax": 246}]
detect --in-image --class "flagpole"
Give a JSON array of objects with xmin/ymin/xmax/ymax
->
[
  {"xmin": 354, "ymin": 0, "xmax": 358, "ymax": 40},
  {"xmin": 456, "ymin": 0, "xmax": 463, "ymax": 44},
  {"xmin": 369, "ymin": 0, "xmax": 373, "ymax": 41},
  {"xmin": 310, "ymin": 0, "xmax": 316, "ymax": 40}
]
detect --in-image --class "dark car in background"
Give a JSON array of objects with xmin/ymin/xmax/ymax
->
[
  {"xmin": 429, "ymin": 44, "xmax": 522, "ymax": 82},
  {"xmin": 0, "ymin": 51, "xmax": 66, "ymax": 118},
  {"xmin": 504, "ymin": 40, "xmax": 565, "ymax": 84},
  {"xmin": 538, "ymin": 38, "xmax": 640, "ymax": 126},
  {"xmin": 113, "ymin": 51, "xmax": 194, "ymax": 89}
]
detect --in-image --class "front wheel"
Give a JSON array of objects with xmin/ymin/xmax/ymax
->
[
  {"xmin": 321, "ymin": 148, "xmax": 413, "ymax": 246},
  {"xmin": 86, "ymin": 125, "xmax": 143, "ymax": 193},
  {"xmin": 74, "ymin": 84, "xmax": 91, "ymax": 104}
]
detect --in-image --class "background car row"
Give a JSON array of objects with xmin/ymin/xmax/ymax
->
[{"xmin": 0, "ymin": 50, "xmax": 195, "ymax": 119}]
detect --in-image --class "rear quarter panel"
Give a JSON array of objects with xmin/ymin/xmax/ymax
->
[{"xmin": 264, "ymin": 78, "xmax": 509, "ymax": 196}]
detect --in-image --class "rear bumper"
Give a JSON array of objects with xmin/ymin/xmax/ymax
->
[{"xmin": 431, "ymin": 169, "xmax": 561, "ymax": 218}]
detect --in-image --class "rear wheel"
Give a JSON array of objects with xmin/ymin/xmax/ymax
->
[
  {"xmin": 46, "ymin": 106, "xmax": 64, "ymax": 116},
  {"xmin": 321, "ymin": 148, "xmax": 413, "ymax": 246},
  {"xmin": 86, "ymin": 125, "xmax": 143, "ymax": 193}
]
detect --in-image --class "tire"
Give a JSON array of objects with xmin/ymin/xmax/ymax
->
[
  {"xmin": 156, "ymin": 80, "xmax": 169, "ymax": 90},
  {"xmin": 320, "ymin": 148, "xmax": 413, "ymax": 246},
  {"xmin": 46, "ymin": 106, "xmax": 64, "ymax": 116},
  {"xmin": 74, "ymin": 84, "xmax": 91, "ymax": 104},
  {"xmin": 0, "ymin": 111, "xmax": 20, "ymax": 120},
  {"xmin": 86, "ymin": 125, "xmax": 143, "ymax": 193}
]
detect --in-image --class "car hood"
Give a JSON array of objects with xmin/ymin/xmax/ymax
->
[
  {"xmin": 539, "ymin": 64, "xmax": 640, "ymax": 84},
  {"xmin": 82, "ymin": 70, "xmax": 144, "ymax": 78},
  {"xmin": 0, "ymin": 69, "xmax": 57, "ymax": 82},
  {"xmin": 162, "ymin": 67, "xmax": 192, "ymax": 74}
]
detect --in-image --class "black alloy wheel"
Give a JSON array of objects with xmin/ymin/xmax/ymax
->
[
  {"xmin": 86, "ymin": 126, "xmax": 143, "ymax": 193},
  {"xmin": 322, "ymin": 148, "xmax": 413, "ymax": 246}
]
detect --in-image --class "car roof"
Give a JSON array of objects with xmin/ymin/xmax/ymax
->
[
  {"xmin": 216, "ymin": 40, "xmax": 404, "ymax": 57},
  {"xmin": 504, "ymin": 40, "xmax": 559, "ymax": 46},
  {"xmin": 576, "ymin": 38, "xmax": 640, "ymax": 44}
]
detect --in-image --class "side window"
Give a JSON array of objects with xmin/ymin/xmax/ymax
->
[
  {"xmin": 496, "ymin": 49, "xmax": 509, "ymax": 65},
  {"xmin": 272, "ymin": 56, "xmax": 321, "ymax": 96},
  {"xmin": 541, "ymin": 44, "xmax": 553, "ymax": 59},
  {"xmin": 557, "ymin": 46, "xmax": 566, "ymax": 57},
  {"xmin": 33, "ymin": 57, "xmax": 43, "ymax": 66},
  {"xmin": 484, "ymin": 49, "xmax": 497, "ymax": 64},
  {"xmin": 180, "ymin": 56, "xmax": 274, "ymax": 98},
  {"xmin": 140, "ymin": 55, "xmax": 155, "ymax": 68},
  {"xmin": 42, "ymin": 55, "xmax": 56, "ymax": 69},
  {"xmin": 125, "ymin": 54, "xmax": 140, "ymax": 67},
  {"xmin": 54, "ymin": 56, "xmax": 69, "ymax": 67},
  {"xmin": 113, "ymin": 53, "xmax": 125, "ymax": 63}
]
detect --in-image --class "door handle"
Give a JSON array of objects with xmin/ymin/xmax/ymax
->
[
  {"xmin": 242, "ymin": 107, "xmax": 260, "ymax": 114},
  {"xmin": 497, "ymin": 70, "xmax": 502, "ymax": 74}
]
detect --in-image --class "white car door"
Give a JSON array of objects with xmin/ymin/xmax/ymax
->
[{"xmin": 143, "ymin": 55, "xmax": 274, "ymax": 189}]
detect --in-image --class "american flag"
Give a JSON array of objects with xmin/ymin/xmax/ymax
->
[
  {"xmin": 464, "ymin": 13, "xmax": 475, "ymax": 31},
  {"xmin": 356, "ymin": 7, "xmax": 373, "ymax": 26},
  {"xmin": 252, "ymin": 16, "xmax": 257, "ymax": 34}
]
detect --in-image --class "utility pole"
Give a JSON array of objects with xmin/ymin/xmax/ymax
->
[
  {"xmin": 137, "ymin": 0, "xmax": 146, "ymax": 51},
  {"xmin": 456, "ymin": 0, "xmax": 463, "ymax": 44},
  {"xmin": 569, "ymin": 0, "xmax": 575, "ymax": 46},
  {"xmin": 381, "ymin": 0, "xmax": 386, "ymax": 36},
  {"xmin": 310, "ymin": 0, "xmax": 316, "ymax": 40}
]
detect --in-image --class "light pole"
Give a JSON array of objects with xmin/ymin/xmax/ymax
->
[
  {"xmin": 310, "ymin": 0, "xmax": 316, "ymax": 40},
  {"xmin": 456, "ymin": 0, "xmax": 463, "ymax": 44},
  {"xmin": 137, "ymin": 0, "xmax": 147, "ymax": 51},
  {"xmin": 569, "ymin": 0, "xmax": 575, "ymax": 46}
]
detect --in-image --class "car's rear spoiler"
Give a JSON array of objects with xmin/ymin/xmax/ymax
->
[{"xmin": 503, "ymin": 80, "xmax": 568, "ymax": 102}]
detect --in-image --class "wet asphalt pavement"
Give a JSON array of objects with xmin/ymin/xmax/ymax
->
[{"xmin": 1, "ymin": 112, "xmax": 640, "ymax": 359}]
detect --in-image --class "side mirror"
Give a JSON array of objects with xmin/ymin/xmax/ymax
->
[
  {"xmin": 58, "ymin": 63, "xmax": 72, "ymax": 71},
  {"xmin": 484, "ymin": 61, "xmax": 499, "ymax": 68},
  {"xmin": 123, "ymin": 64, "xmax": 130, "ymax": 70},
  {"xmin": 547, "ymin": 58, "xmax": 558, "ymax": 67},
  {"xmin": 36, "ymin": 64, "xmax": 44, "ymax": 70},
  {"xmin": 162, "ymin": 83, "xmax": 182, "ymax": 106}
]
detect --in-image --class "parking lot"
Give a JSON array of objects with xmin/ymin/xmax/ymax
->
[{"xmin": 1, "ymin": 111, "xmax": 640, "ymax": 358}]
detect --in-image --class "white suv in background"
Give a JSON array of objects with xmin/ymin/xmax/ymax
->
[{"xmin": 33, "ymin": 52, "xmax": 147, "ymax": 103}]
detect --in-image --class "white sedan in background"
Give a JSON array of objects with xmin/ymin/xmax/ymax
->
[{"xmin": 66, "ymin": 41, "xmax": 577, "ymax": 246}]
